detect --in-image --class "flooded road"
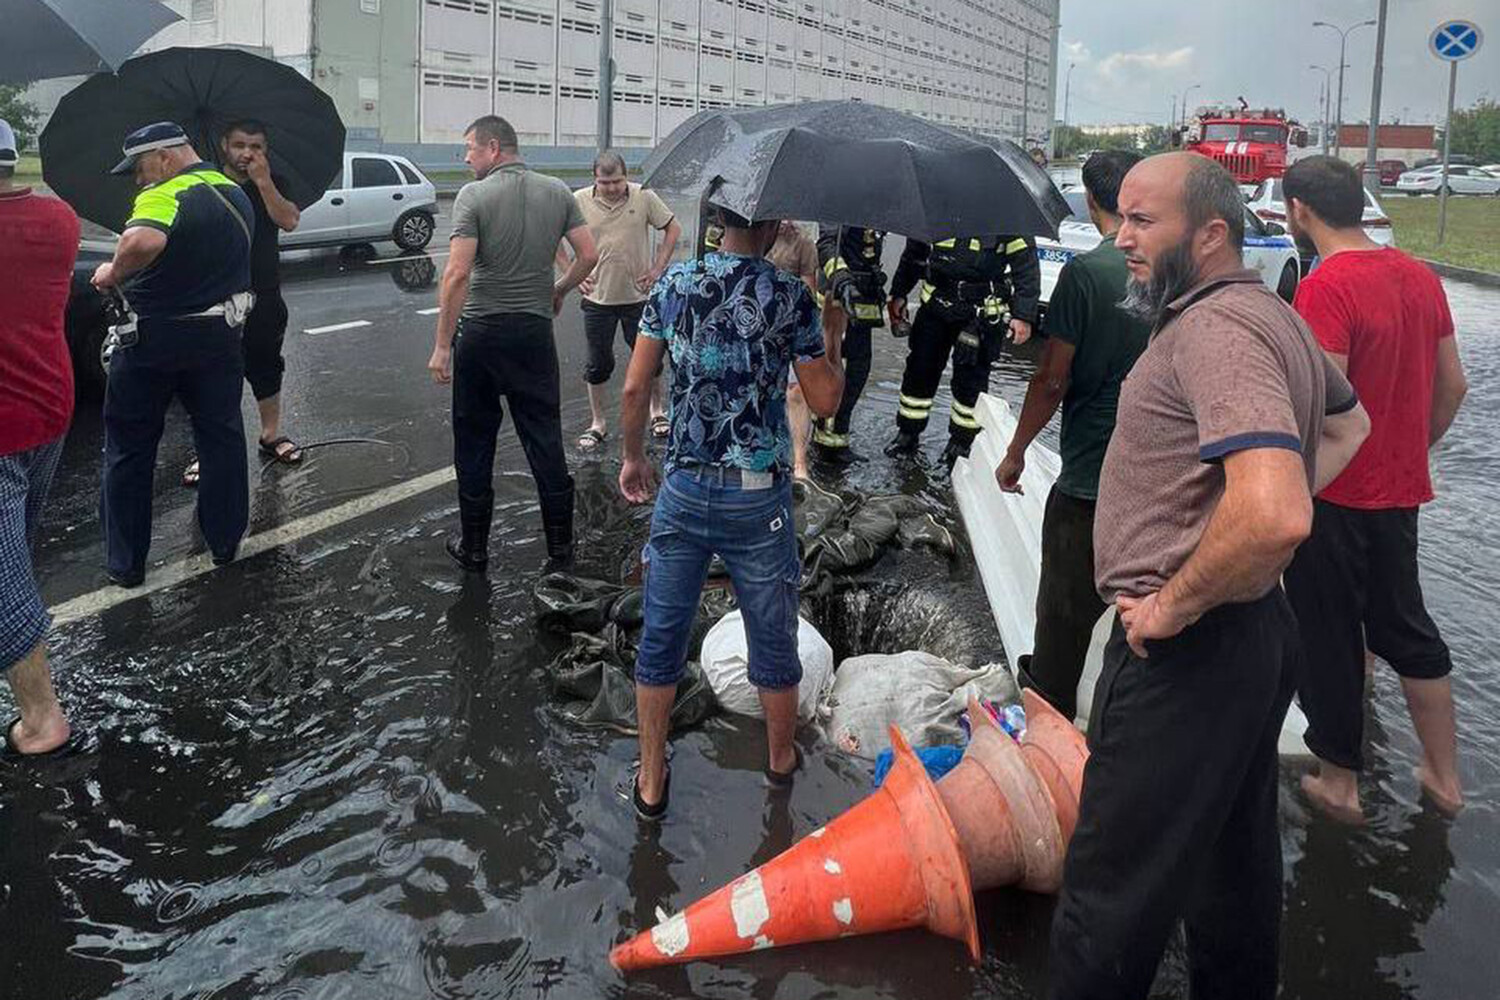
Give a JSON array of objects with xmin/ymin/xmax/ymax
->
[{"xmin": 2, "ymin": 213, "xmax": 1496, "ymax": 999}]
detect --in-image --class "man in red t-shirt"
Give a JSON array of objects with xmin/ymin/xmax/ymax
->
[
  {"xmin": 0, "ymin": 118, "xmax": 77, "ymax": 757},
  {"xmin": 1283, "ymin": 155, "xmax": 1469, "ymax": 821}
]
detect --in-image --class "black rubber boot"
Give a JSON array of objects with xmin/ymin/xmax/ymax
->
[
  {"xmin": 940, "ymin": 435, "xmax": 973, "ymax": 469},
  {"xmin": 540, "ymin": 481, "xmax": 576, "ymax": 572},
  {"xmin": 884, "ymin": 429, "xmax": 922, "ymax": 457},
  {"xmin": 445, "ymin": 490, "xmax": 493, "ymax": 573}
]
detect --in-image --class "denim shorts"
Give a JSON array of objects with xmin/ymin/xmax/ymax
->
[
  {"xmin": 0, "ymin": 437, "xmax": 65, "ymax": 670},
  {"xmin": 635, "ymin": 467, "xmax": 802, "ymax": 690}
]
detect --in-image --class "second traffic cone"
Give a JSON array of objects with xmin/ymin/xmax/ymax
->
[
  {"xmin": 1017, "ymin": 689, "xmax": 1090, "ymax": 843},
  {"xmin": 936, "ymin": 697, "xmax": 1066, "ymax": 893},
  {"xmin": 610, "ymin": 726, "xmax": 979, "ymax": 971}
]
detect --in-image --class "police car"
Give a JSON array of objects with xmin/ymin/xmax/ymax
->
[{"xmin": 1037, "ymin": 188, "xmax": 1301, "ymax": 315}]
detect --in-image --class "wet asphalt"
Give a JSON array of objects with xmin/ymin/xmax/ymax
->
[{"xmin": 3, "ymin": 202, "xmax": 1499, "ymax": 999}]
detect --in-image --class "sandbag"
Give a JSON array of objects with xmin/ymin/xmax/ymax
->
[
  {"xmin": 700, "ymin": 610, "xmax": 835, "ymax": 722},
  {"xmin": 821, "ymin": 651, "xmax": 1019, "ymax": 759}
]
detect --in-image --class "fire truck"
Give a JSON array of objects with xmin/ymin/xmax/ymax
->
[{"xmin": 1181, "ymin": 100, "xmax": 1310, "ymax": 186}]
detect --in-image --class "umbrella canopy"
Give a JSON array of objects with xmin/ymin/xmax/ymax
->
[
  {"xmin": 641, "ymin": 101, "xmax": 1070, "ymax": 242},
  {"xmin": 0, "ymin": 0, "xmax": 180, "ymax": 84},
  {"xmin": 39, "ymin": 47, "xmax": 345, "ymax": 232}
]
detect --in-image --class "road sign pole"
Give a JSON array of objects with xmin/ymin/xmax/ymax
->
[{"xmin": 1438, "ymin": 59, "xmax": 1456, "ymax": 245}]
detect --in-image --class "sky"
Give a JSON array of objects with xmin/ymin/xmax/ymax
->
[{"xmin": 1055, "ymin": 0, "xmax": 1495, "ymax": 129}]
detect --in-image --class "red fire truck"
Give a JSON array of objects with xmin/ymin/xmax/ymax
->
[{"xmin": 1181, "ymin": 101, "xmax": 1310, "ymax": 186}]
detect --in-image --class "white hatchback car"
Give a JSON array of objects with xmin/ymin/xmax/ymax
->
[
  {"xmin": 1395, "ymin": 164, "xmax": 1500, "ymax": 196},
  {"xmin": 282, "ymin": 152, "xmax": 439, "ymax": 252},
  {"xmin": 1245, "ymin": 178, "xmax": 1395, "ymax": 253},
  {"xmin": 1037, "ymin": 188, "xmax": 1301, "ymax": 311}
]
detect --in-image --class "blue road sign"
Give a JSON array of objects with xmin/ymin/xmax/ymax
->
[{"xmin": 1429, "ymin": 20, "xmax": 1483, "ymax": 61}]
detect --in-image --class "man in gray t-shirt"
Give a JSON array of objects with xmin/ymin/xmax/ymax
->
[{"xmin": 427, "ymin": 115, "xmax": 597, "ymax": 574}]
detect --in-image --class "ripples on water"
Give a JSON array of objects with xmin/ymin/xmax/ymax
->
[{"xmin": 0, "ymin": 282, "xmax": 1496, "ymax": 1000}]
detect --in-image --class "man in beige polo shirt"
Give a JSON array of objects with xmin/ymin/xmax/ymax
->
[
  {"xmin": 1047, "ymin": 153, "xmax": 1369, "ymax": 1000},
  {"xmin": 561, "ymin": 150, "xmax": 681, "ymax": 448}
]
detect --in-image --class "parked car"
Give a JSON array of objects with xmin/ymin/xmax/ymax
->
[
  {"xmin": 1414, "ymin": 154, "xmax": 1476, "ymax": 169},
  {"xmin": 1377, "ymin": 159, "xmax": 1408, "ymax": 186},
  {"xmin": 1396, "ymin": 164, "xmax": 1500, "ymax": 195},
  {"xmin": 65, "ymin": 238, "xmax": 117, "ymax": 397},
  {"xmin": 283, "ymin": 152, "xmax": 438, "ymax": 252},
  {"xmin": 1037, "ymin": 188, "xmax": 1301, "ymax": 312},
  {"xmin": 1244, "ymin": 178, "xmax": 1394, "ymax": 268}
]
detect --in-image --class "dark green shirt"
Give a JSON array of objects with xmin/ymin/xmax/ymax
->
[{"xmin": 1045, "ymin": 234, "xmax": 1150, "ymax": 500}]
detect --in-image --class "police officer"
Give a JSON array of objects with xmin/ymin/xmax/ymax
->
[
  {"xmin": 91, "ymin": 122, "xmax": 254, "ymax": 588},
  {"xmin": 886, "ymin": 233, "xmax": 1040, "ymax": 465},
  {"xmin": 812, "ymin": 225, "xmax": 888, "ymax": 462}
]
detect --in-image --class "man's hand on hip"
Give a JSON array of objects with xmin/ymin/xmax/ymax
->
[
  {"xmin": 1116, "ymin": 591, "xmax": 1196, "ymax": 658},
  {"xmin": 428, "ymin": 344, "xmax": 452, "ymax": 384}
]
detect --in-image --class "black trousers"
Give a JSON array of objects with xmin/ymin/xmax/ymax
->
[
  {"xmin": 895, "ymin": 302, "xmax": 991, "ymax": 445},
  {"xmin": 1049, "ymin": 590, "xmax": 1299, "ymax": 1000},
  {"xmin": 451, "ymin": 313, "xmax": 573, "ymax": 536},
  {"xmin": 1023, "ymin": 486, "xmax": 1105, "ymax": 721},
  {"xmin": 580, "ymin": 300, "xmax": 646, "ymax": 385},
  {"xmin": 242, "ymin": 288, "xmax": 288, "ymax": 401},
  {"xmin": 102, "ymin": 316, "xmax": 248, "ymax": 578},
  {"xmin": 1283, "ymin": 500, "xmax": 1451, "ymax": 770}
]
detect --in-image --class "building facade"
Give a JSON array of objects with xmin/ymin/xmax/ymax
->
[{"xmin": 30, "ymin": 0, "xmax": 1060, "ymax": 151}]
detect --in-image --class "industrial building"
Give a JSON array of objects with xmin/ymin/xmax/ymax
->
[{"xmin": 31, "ymin": 0, "xmax": 1059, "ymax": 151}]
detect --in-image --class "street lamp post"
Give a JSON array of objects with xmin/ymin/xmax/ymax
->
[
  {"xmin": 1063, "ymin": 61, "xmax": 1075, "ymax": 130},
  {"xmin": 1313, "ymin": 17, "xmax": 1376, "ymax": 157},
  {"xmin": 1362, "ymin": 0, "xmax": 1390, "ymax": 192},
  {"xmin": 1309, "ymin": 64, "xmax": 1333, "ymax": 153},
  {"xmin": 1179, "ymin": 82, "xmax": 1201, "ymax": 132}
]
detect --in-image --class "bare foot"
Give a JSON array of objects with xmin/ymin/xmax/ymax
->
[
  {"xmin": 1300, "ymin": 772, "xmax": 1365, "ymax": 825},
  {"xmin": 5, "ymin": 713, "xmax": 71, "ymax": 756},
  {"xmin": 1415, "ymin": 764, "xmax": 1464, "ymax": 816}
]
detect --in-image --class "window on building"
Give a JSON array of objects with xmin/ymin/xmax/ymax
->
[
  {"xmin": 351, "ymin": 158, "xmax": 401, "ymax": 189},
  {"xmin": 360, "ymin": 0, "xmax": 381, "ymax": 12},
  {"xmin": 190, "ymin": 0, "xmax": 216, "ymax": 23}
]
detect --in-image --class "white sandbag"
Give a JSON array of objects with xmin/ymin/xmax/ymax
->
[
  {"xmin": 821, "ymin": 651, "xmax": 1020, "ymax": 759},
  {"xmin": 700, "ymin": 611, "xmax": 835, "ymax": 723}
]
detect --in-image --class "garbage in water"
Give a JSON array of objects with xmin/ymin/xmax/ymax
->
[{"xmin": 700, "ymin": 610, "xmax": 835, "ymax": 722}]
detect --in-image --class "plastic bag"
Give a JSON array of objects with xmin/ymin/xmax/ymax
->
[
  {"xmin": 700, "ymin": 610, "xmax": 835, "ymax": 722},
  {"xmin": 821, "ymin": 651, "xmax": 1019, "ymax": 759}
]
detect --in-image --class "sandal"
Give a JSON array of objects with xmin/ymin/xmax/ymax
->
[
  {"xmin": 259, "ymin": 436, "xmax": 304, "ymax": 465},
  {"xmin": 182, "ymin": 459, "xmax": 200, "ymax": 488},
  {"xmin": 1, "ymin": 717, "xmax": 74, "ymax": 761},
  {"xmin": 630, "ymin": 763, "xmax": 670, "ymax": 822},
  {"xmin": 650, "ymin": 415, "xmax": 671, "ymax": 439},
  {"xmin": 578, "ymin": 427, "xmax": 607, "ymax": 450},
  {"xmin": 766, "ymin": 744, "xmax": 804, "ymax": 788}
]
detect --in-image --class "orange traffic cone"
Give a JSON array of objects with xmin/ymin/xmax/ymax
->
[
  {"xmin": 610, "ymin": 726, "xmax": 980, "ymax": 972},
  {"xmin": 1017, "ymin": 689, "xmax": 1089, "ymax": 844},
  {"xmin": 936, "ymin": 697, "xmax": 1066, "ymax": 893}
]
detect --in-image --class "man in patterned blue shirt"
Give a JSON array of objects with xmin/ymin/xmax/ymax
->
[{"xmin": 619, "ymin": 208, "xmax": 846, "ymax": 820}]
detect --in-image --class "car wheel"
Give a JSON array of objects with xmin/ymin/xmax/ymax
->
[
  {"xmin": 394, "ymin": 210, "xmax": 435, "ymax": 251},
  {"xmin": 1276, "ymin": 260, "xmax": 1298, "ymax": 304}
]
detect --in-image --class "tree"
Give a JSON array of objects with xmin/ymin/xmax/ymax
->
[
  {"xmin": 1051, "ymin": 124, "xmax": 1089, "ymax": 159},
  {"xmin": 1448, "ymin": 98, "xmax": 1500, "ymax": 165},
  {"xmin": 0, "ymin": 85, "xmax": 40, "ymax": 150}
]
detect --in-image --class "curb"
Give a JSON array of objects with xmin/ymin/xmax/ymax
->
[{"xmin": 1421, "ymin": 258, "xmax": 1500, "ymax": 288}]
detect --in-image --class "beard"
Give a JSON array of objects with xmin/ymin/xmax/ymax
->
[
  {"xmin": 1292, "ymin": 229, "xmax": 1318, "ymax": 258},
  {"xmin": 1120, "ymin": 237, "xmax": 1199, "ymax": 325}
]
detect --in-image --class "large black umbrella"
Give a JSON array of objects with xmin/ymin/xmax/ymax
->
[
  {"xmin": 0, "ymin": 0, "xmax": 180, "ymax": 84},
  {"xmin": 640, "ymin": 101, "xmax": 1070, "ymax": 242},
  {"xmin": 39, "ymin": 47, "xmax": 345, "ymax": 232}
]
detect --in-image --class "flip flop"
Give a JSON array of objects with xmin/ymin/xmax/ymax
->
[
  {"xmin": 578, "ymin": 427, "xmax": 607, "ymax": 450},
  {"xmin": 258, "ymin": 436, "xmax": 304, "ymax": 465},
  {"xmin": 1, "ymin": 717, "xmax": 73, "ymax": 761},
  {"xmin": 766, "ymin": 744, "xmax": 805, "ymax": 788},
  {"xmin": 650, "ymin": 415, "xmax": 671, "ymax": 439},
  {"xmin": 182, "ymin": 459, "xmax": 200, "ymax": 488},
  {"xmin": 626, "ymin": 762, "xmax": 670, "ymax": 822}
]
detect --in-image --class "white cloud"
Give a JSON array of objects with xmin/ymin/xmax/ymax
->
[
  {"xmin": 1097, "ymin": 46, "xmax": 1195, "ymax": 78},
  {"xmin": 1063, "ymin": 40, "xmax": 1092, "ymax": 63}
]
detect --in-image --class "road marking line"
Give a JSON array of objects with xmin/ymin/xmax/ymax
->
[
  {"xmin": 48, "ymin": 465, "xmax": 457, "ymax": 627},
  {"xmin": 304, "ymin": 320, "xmax": 372, "ymax": 335},
  {"xmin": 416, "ymin": 307, "xmax": 441, "ymax": 315},
  {"xmin": 365, "ymin": 251, "xmax": 450, "ymax": 266}
]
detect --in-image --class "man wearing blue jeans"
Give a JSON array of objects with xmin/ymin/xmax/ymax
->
[{"xmin": 619, "ymin": 209, "xmax": 847, "ymax": 819}]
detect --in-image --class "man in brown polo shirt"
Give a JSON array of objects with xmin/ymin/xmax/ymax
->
[
  {"xmin": 562, "ymin": 150, "xmax": 681, "ymax": 448},
  {"xmin": 1047, "ymin": 153, "xmax": 1370, "ymax": 1000}
]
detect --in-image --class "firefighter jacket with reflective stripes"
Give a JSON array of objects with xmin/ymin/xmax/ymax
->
[
  {"xmin": 889, "ymin": 235, "xmax": 1041, "ymax": 325},
  {"xmin": 816, "ymin": 225, "xmax": 888, "ymax": 324}
]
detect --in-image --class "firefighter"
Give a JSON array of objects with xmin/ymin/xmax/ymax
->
[
  {"xmin": 886, "ymin": 233, "xmax": 1040, "ymax": 465},
  {"xmin": 812, "ymin": 225, "xmax": 888, "ymax": 462}
]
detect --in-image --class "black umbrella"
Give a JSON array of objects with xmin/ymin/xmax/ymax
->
[
  {"xmin": 39, "ymin": 47, "xmax": 345, "ymax": 232},
  {"xmin": 641, "ymin": 101, "xmax": 1069, "ymax": 242},
  {"xmin": 0, "ymin": 0, "xmax": 180, "ymax": 84}
]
